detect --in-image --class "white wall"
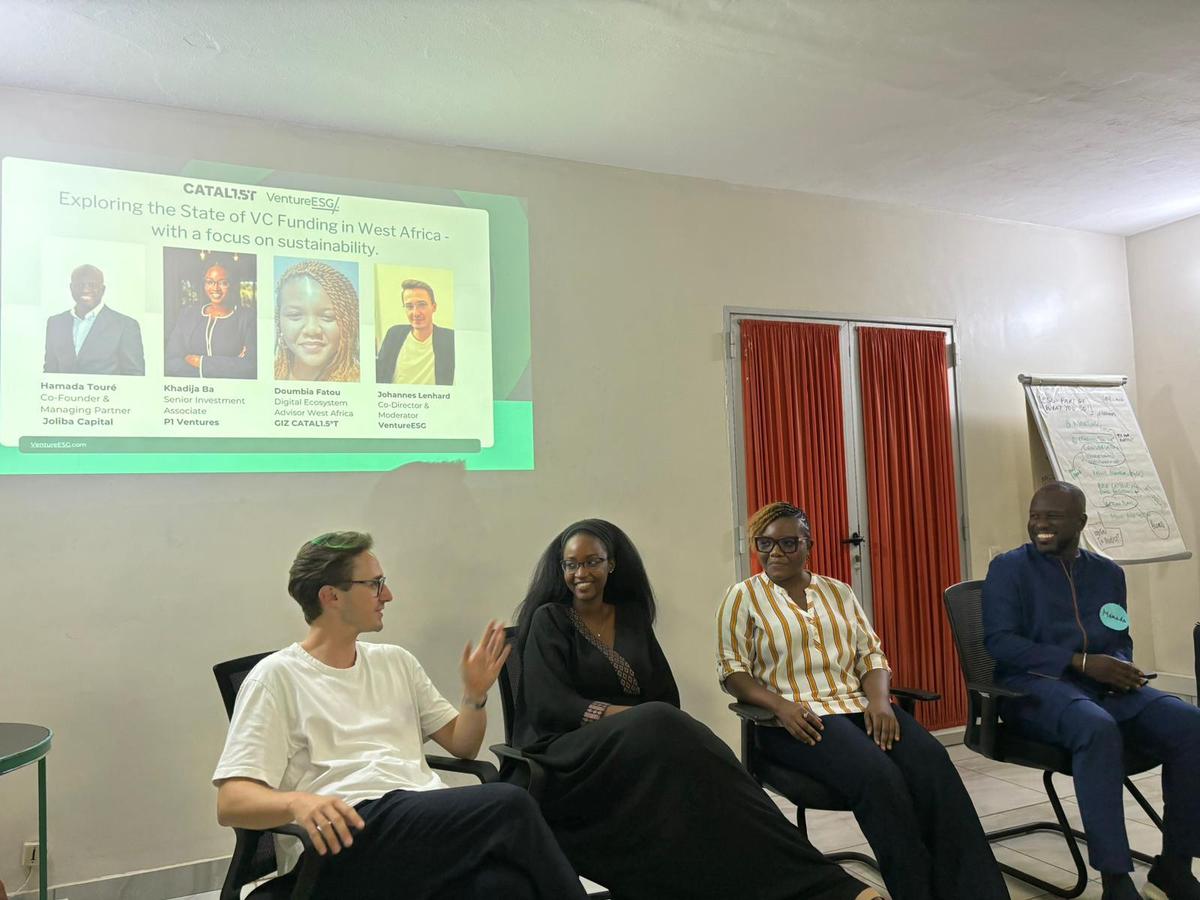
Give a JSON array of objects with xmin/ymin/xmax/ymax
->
[
  {"xmin": 0, "ymin": 86, "xmax": 1142, "ymax": 889},
  {"xmin": 1127, "ymin": 216, "xmax": 1200, "ymax": 684}
]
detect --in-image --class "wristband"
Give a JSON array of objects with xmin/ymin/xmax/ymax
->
[{"xmin": 463, "ymin": 694, "xmax": 487, "ymax": 710}]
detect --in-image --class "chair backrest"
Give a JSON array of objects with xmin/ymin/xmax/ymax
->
[
  {"xmin": 496, "ymin": 626, "xmax": 521, "ymax": 745},
  {"xmin": 942, "ymin": 580, "xmax": 999, "ymax": 689},
  {"xmin": 212, "ymin": 651, "xmax": 279, "ymax": 888},
  {"xmin": 213, "ymin": 651, "xmax": 275, "ymax": 719}
]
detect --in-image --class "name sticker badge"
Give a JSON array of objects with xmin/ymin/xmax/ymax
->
[{"xmin": 1099, "ymin": 603, "xmax": 1129, "ymax": 631}]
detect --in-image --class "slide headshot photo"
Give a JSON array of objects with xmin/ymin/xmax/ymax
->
[
  {"xmin": 375, "ymin": 265, "xmax": 455, "ymax": 386},
  {"xmin": 273, "ymin": 258, "xmax": 361, "ymax": 383},
  {"xmin": 162, "ymin": 248, "xmax": 257, "ymax": 379},
  {"xmin": 43, "ymin": 250, "xmax": 146, "ymax": 376}
]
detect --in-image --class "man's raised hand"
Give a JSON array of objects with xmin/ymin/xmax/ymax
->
[{"xmin": 461, "ymin": 620, "xmax": 511, "ymax": 702}]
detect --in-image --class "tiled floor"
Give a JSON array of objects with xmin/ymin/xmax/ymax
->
[
  {"xmin": 173, "ymin": 746, "xmax": 1173, "ymax": 899},
  {"xmin": 794, "ymin": 742, "xmax": 1167, "ymax": 900}
]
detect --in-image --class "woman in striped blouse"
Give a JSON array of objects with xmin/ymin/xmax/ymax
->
[{"xmin": 717, "ymin": 502, "xmax": 1006, "ymax": 900}]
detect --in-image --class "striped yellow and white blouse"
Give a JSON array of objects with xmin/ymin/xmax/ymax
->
[{"xmin": 716, "ymin": 572, "xmax": 890, "ymax": 716}]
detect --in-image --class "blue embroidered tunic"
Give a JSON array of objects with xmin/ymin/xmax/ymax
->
[{"xmin": 982, "ymin": 544, "xmax": 1161, "ymax": 726}]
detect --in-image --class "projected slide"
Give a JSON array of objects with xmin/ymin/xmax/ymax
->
[{"xmin": 0, "ymin": 157, "xmax": 533, "ymax": 474}]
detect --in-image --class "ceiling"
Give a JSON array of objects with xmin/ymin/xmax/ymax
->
[{"xmin": 3, "ymin": 0, "xmax": 1200, "ymax": 235}]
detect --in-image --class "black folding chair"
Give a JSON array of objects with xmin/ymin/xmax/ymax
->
[
  {"xmin": 488, "ymin": 628, "xmax": 543, "ymax": 796},
  {"xmin": 488, "ymin": 627, "xmax": 611, "ymax": 899},
  {"xmin": 213, "ymin": 651, "xmax": 498, "ymax": 900},
  {"xmin": 730, "ymin": 685, "xmax": 939, "ymax": 870},
  {"xmin": 943, "ymin": 580, "xmax": 1162, "ymax": 898}
]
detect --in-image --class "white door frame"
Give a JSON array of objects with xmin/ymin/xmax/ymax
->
[{"xmin": 723, "ymin": 306, "xmax": 972, "ymax": 621}]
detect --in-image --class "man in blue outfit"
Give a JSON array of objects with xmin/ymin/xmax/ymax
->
[{"xmin": 984, "ymin": 481, "xmax": 1200, "ymax": 900}]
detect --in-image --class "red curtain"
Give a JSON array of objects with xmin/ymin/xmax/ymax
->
[
  {"xmin": 741, "ymin": 320, "xmax": 852, "ymax": 583},
  {"xmin": 858, "ymin": 327, "xmax": 965, "ymax": 730}
]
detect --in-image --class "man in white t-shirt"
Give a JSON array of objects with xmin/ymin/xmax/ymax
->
[
  {"xmin": 375, "ymin": 279, "xmax": 456, "ymax": 386},
  {"xmin": 213, "ymin": 531, "xmax": 584, "ymax": 899}
]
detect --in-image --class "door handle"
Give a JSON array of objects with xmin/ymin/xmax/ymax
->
[{"xmin": 842, "ymin": 532, "xmax": 866, "ymax": 547}]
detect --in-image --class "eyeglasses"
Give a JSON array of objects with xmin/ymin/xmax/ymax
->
[
  {"xmin": 204, "ymin": 279, "xmax": 230, "ymax": 288},
  {"xmin": 343, "ymin": 576, "xmax": 387, "ymax": 596},
  {"xmin": 560, "ymin": 557, "xmax": 609, "ymax": 574},
  {"xmin": 754, "ymin": 536, "xmax": 806, "ymax": 554}
]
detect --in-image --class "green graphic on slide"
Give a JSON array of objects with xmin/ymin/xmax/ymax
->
[
  {"xmin": 0, "ymin": 401, "xmax": 532, "ymax": 474},
  {"xmin": 454, "ymin": 191, "xmax": 531, "ymax": 401}
]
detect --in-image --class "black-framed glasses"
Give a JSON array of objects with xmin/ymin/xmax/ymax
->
[
  {"xmin": 560, "ymin": 556, "xmax": 609, "ymax": 574},
  {"xmin": 343, "ymin": 576, "xmax": 387, "ymax": 596},
  {"xmin": 754, "ymin": 536, "xmax": 805, "ymax": 554}
]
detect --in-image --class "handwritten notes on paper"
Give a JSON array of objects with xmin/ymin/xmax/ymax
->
[{"xmin": 1026, "ymin": 381, "xmax": 1190, "ymax": 564}]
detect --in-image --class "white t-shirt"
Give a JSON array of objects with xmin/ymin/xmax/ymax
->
[
  {"xmin": 213, "ymin": 642, "xmax": 459, "ymax": 873},
  {"xmin": 393, "ymin": 332, "xmax": 435, "ymax": 384}
]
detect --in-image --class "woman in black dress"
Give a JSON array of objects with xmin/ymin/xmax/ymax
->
[{"xmin": 513, "ymin": 518, "xmax": 880, "ymax": 900}]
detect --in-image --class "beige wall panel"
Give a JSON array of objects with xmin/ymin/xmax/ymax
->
[{"xmin": 1128, "ymin": 217, "xmax": 1200, "ymax": 685}]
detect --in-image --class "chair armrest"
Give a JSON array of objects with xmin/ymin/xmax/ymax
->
[
  {"xmin": 268, "ymin": 825, "xmax": 321, "ymax": 900},
  {"xmin": 490, "ymin": 743, "xmax": 528, "ymax": 763},
  {"xmin": 489, "ymin": 743, "xmax": 546, "ymax": 800},
  {"xmin": 963, "ymin": 682, "xmax": 1027, "ymax": 760},
  {"xmin": 267, "ymin": 822, "xmax": 310, "ymax": 841},
  {"xmin": 222, "ymin": 823, "xmax": 319, "ymax": 900},
  {"xmin": 230, "ymin": 822, "xmax": 314, "ymax": 855},
  {"xmin": 976, "ymin": 693, "xmax": 1004, "ymax": 759},
  {"xmin": 728, "ymin": 702, "xmax": 781, "ymax": 726},
  {"xmin": 426, "ymin": 754, "xmax": 499, "ymax": 783},
  {"xmin": 888, "ymin": 685, "xmax": 941, "ymax": 715},
  {"xmin": 967, "ymin": 681, "xmax": 1027, "ymax": 699},
  {"xmin": 889, "ymin": 686, "xmax": 941, "ymax": 703}
]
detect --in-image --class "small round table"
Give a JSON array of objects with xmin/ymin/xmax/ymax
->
[{"xmin": 0, "ymin": 724, "xmax": 52, "ymax": 900}]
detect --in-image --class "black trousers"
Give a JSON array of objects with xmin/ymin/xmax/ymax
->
[
  {"xmin": 759, "ymin": 707, "xmax": 1007, "ymax": 900},
  {"xmin": 1011, "ymin": 691, "xmax": 1200, "ymax": 872},
  {"xmin": 309, "ymin": 782, "xmax": 586, "ymax": 900}
]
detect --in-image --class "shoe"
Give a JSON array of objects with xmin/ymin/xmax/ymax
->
[
  {"xmin": 1100, "ymin": 873, "xmax": 1142, "ymax": 900},
  {"xmin": 1146, "ymin": 854, "xmax": 1200, "ymax": 899}
]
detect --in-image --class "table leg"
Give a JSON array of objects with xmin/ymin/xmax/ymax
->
[{"xmin": 38, "ymin": 757, "xmax": 47, "ymax": 900}]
